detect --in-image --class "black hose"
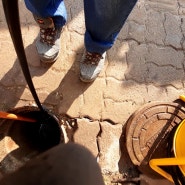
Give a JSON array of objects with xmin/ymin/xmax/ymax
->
[
  {"xmin": 2, "ymin": 0, "xmax": 44, "ymax": 112},
  {"xmin": 2, "ymin": 0, "xmax": 62, "ymax": 149}
]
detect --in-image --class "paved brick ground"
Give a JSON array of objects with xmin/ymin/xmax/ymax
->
[{"xmin": 0, "ymin": 0, "xmax": 185, "ymax": 184}]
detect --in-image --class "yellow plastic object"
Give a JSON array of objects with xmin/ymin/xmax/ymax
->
[
  {"xmin": 173, "ymin": 119, "xmax": 185, "ymax": 176},
  {"xmin": 149, "ymin": 119, "xmax": 185, "ymax": 183},
  {"xmin": 179, "ymin": 95, "xmax": 185, "ymax": 103}
]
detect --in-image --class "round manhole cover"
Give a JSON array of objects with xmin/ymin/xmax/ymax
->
[{"xmin": 126, "ymin": 101, "xmax": 185, "ymax": 175}]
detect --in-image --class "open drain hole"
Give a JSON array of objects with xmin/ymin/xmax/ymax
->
[
  {"xmin": 0, "ymin": 107, "xmax": 65, "ymax": 174},
  {"xmin": 7, "ymin": 107, "xmax": 63, "ymax": 152}
]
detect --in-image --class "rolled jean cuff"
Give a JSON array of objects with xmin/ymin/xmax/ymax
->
[
  {"xmin": 85, "ymin": 31, "xmax": 118, "ymax": 54},
  {"xmin": 24, "ymin": 0, "xmax": 67, "ymax": 28}
]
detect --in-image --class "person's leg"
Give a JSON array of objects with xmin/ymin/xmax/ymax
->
[
  {"xmin": 0, "ymin": 143, "xmax": 105, "ymax": 185},
  {"xmin": 24, "ymin": 0, "xmax": 67, "ymax": 63},
  {"xmin": 80, "ymin": 0, "xmax": 138, "ymax": 82},
  {"xmin": 25, "ymin": 0, "xmax": 67, "ymax": 28},
  {"xmin": 84, "ymin": 0, "xmax": 138, "ymax": 54}
]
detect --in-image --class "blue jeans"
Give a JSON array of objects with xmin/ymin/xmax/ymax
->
[{"xmin": 25, "ymin": 0, "xmax": 138, "ymax": 54}]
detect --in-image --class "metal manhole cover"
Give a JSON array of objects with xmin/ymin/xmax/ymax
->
[{"xmin": 126, "ymin": 101, "xmax": 185, "ymax": 171}]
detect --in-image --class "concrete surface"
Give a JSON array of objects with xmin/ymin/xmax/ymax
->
[{"xmin": 0, "ymin": 0, "xmax": 185, "ymax": 184}]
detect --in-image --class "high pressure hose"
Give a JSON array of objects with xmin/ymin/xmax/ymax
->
[
  {"xmin": 2, "ymin": 0, "xmax": 44, "ymax": 112},
  {"xmin": 2, "ymin": 0, "xmax": 62, "ymax": 150}
]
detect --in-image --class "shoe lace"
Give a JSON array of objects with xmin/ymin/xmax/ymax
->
[
  {"xmin": 83, "ymin": 52, "xmax": 103, "ymax": 65},
  {"xmin": 40, "ymin": 27, "xmax": 56, "ymax": 45}
]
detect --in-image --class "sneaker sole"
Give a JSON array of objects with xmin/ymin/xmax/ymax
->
[
  {"xmin": 40, "ymin": 53, "xmax": 59, "ymax": 64},
  {"xmin": 79, "ymin": 75, "xmax": 95, "ymax": 83}
]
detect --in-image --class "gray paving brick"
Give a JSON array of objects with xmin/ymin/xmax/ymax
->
[{"xmin": 0, "ymin": 0, "xmax": 185, "ymax": 184}]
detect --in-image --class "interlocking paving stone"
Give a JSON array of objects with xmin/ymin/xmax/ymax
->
[{"xmin": 0, "ymin": 0, "xmax": 185, "ymax": 184}]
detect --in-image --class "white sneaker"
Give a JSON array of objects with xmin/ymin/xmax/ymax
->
[
  {"xmin": 34, "ymin": 15, "xmax": 62, "ymax": 63},
  {"xmin": 80, "ymin": 51, "xmax": 106, "ymax": 82}
]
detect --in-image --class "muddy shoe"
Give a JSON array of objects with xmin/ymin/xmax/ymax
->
[
  {"xmin": 80, "ymin": 51, "xmax": 106, "ymax": 83},
  {"xmin": 34, "ymin": 15, "xmax": 62, "ymax": 63}
]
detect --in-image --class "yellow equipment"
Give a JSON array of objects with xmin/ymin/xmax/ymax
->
[{"xmin": 149, "ymin": 95, "xmax": 185, "ymax": 183}]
